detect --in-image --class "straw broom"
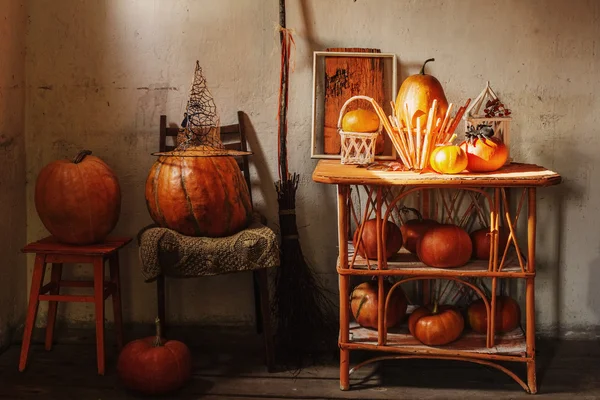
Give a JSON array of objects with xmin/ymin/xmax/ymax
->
[{"xmin": 272, "ymin": 0, "xmax": 336, "ymax": 369}]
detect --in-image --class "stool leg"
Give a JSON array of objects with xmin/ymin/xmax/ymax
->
[
  {"xmin": 93, "ymin": 257, "xmax": 106, "ymax": 375},
  {"xmin": 109, "ymin": 254, "xmax": 123, "ymax": 351},
  {"xmin": 157, "ymin": 274, "xmax": 166, "ymax": 334},
  {"xmin": 19, "ymin": 254, "xmax": 47, "ymax": 372},
  {"xmin": 256, "ymin": 268, "xmax": 275, "ymax": 372},
  {"xmin": 45, "ymin": 263, "xmax": 63, "ymax": 351}
]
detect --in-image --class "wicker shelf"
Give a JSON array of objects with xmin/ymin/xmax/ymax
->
[
  {"xmin": 340, "ymin": 244, "xmax": 530, "ymax": 278},
  {"xmin": 347, "ymin": 322, "xmax": 526, "ymax": 359}
]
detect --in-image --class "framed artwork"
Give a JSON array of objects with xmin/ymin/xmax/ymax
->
[{"xmin": 310, "ymin": 50, "xmax": 398, "ymax": 160}]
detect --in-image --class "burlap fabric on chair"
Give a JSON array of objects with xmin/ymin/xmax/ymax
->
[{"xmin": 138, "ymin": 213, "xmax": 279, "ymax": 281}]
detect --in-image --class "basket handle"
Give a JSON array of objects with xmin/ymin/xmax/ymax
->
[{"xmin": 336, "ymin": 95, "xmax": 383, "ymax": 132}]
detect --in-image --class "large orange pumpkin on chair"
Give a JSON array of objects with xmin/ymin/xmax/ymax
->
[
  {"xmin": 145, "ymin": 151, "xmax": 252, "ymax": 237},
  {"xmin": 34, "ymin": 150, "xmax": 121, "ymax": 245}
]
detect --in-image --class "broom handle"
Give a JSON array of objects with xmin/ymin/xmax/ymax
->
[{"xmin": 277, "ymin": 0, "xmax": 289, "ymax": 180}]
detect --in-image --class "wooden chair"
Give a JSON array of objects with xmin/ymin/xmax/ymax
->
[{"xmin": 155, "ymin": 112, "xmax": 274, "ymax": 370}]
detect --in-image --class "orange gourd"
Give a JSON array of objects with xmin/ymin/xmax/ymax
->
[
  {"xmin": 429, "ymin": 144, "xmax": 468, "ymax": 174},
  {"xmin": 416, "ymin": 224, "xmax": 472, "ymax": 268},
  {"xmin": 34, "ymin": 150, "xmax": 121, "ymax": 245},
  {"xmin": 399, "ymin": 207, "xmax": 439, "ymax": 254},
  {"xmin": 460, "ymin": 125, "xmax": 508, "ymax": 172},
  {"xmin": 467, "ymin": 295, "xmax": 521, "ymax": 334},
  {"xmin": 145, "ymin": 151, "xmax": 252, "ymax": 237},
  {"xmin": 350, "ymin": 281, "xmax": 407, "ymax": 329},
  {"xmin": 408, "ymin": 303, "xmax": 464, "ymax": 346},
  {"xmin": 395, "ymin": 58, "xmax": 449, "ymax": 128},
  {"xmin": 353, "ymin": 219, "xmax": 403, "ymax": 260},
  {"xmin": 117, "ymin": 319, "xmax": 192, "ymax": 395},
  {"xmin": 470, "ymin": 228, "xmax": 510, "ymax": 260}
]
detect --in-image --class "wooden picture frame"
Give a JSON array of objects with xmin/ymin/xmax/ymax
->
[{"xmin": 311, "ymin": 51, "xmax": 398, "ymax": 160}]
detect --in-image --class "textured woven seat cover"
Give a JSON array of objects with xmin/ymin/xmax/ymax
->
[{"xmin": 137, "ymin": 213, "xmax": 279, "ymax": 281}]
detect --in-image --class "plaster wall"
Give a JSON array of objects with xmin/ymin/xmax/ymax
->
[
  {"xmin": 25, "ymin": 0, "xmax": 600, "ymax": 337},
  {"xmin": 0, "ymin": 0, "xmax": 27, "ymax": 348}
]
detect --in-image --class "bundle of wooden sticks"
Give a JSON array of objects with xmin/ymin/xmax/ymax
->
[{"xmin": 371, "ymin": 98, "xmax": 471, "ymax": 170}]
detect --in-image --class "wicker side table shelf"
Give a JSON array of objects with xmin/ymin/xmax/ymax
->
[
  {"xmin": 312, "ymin": 160, "xmax": 561, "ymax": 394},
  {"xmin": 20, "ymin": 236, "xmax": 132, "ymax": 375}
]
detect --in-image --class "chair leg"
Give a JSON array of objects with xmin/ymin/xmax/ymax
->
[
  {"xmin": 19, "ymin": 254, "xmax": 47, "ymax": 372},
  {"xmin": 252, "ymin": 270, "xmax": 263, "ymax": 334},
  {"xmin": 255, "ymin": 268, "xmax": 275, "ymax": 371},
  {"xmin": 93, "ymin": 257, "xmax": 106, "ymax": 375},
  {"xmin": 109, "ymin": 254, "xmax": 124, "ymax": 351},
  {"xmin": 157, "ymin": 274, "xmax": 166, "ymax": 335},
  {"xmin": 45, "ymin": 263, "xmax": 63, "ymax": 351}
]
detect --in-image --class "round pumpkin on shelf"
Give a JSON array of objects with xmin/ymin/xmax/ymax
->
[
  {"xmin": 408, "ymin": 303, "xmax": 464, "ymax": 346},
  {"xmin": 416, "ymin": 224, "xmax": 472, "ymax": 268},
  {"xmin": 34, "ymin": 150, "xmax": 121, "ymax": 245},
  {"xmin": 460, "ymin": 125, "xmax": 508, "ymax": 172},
  {"xmin": 350, "ymin": 280, "xmax": 407, "ymax": 330},
  {"xmin": 117, "ymin": 318, "xmax": 192, "ymax": 395},
  {"xmin": 470, "ymin": 228, "xmax": 510, "ymax": 260},
  {"xmin": 145, "ymin": 152, "xmax": 252, "ymax": 237},
  {"xmin": 429, "ymin": 144, "xmax": 468, "ymax": 174},
  {"xmin": 467, "ymin": 295, "xmax": 521, "ymax": 334},
  {"xmin": 395, "ymin": 58, "xmax": 449, "ymax": 128},
  {"xmin": 353, "ymin": 219, "xmax": 403, "ymax": 260},
  {"xmin": 399, "ymin": 207, "xmax": 439, "ymax": 254}
]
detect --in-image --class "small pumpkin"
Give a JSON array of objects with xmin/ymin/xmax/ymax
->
[
  {"xmin": 117, "ymin": 318, "xmax": 192, "ymax": 395},
  {"xmin": 145, "ymin": 151, "xmax": 252, "ymax": 237},
  {"xmin": 350, "ymin": 280, "xmax": 407, "ymax": 329},
  {"xmin": 341, "ymin": 109, "xmax": 380, "ymax": 133},
  {"xmin": 408, "ymin": 303, "xmax": 464, "ymax": 346},
  {"xmin": 353, "ymin": 218, "xmax": 403, "ymax": 260},
  {"xmin": 429, "ymin": 144, "xmax": 468, "ymax": 174},
  {"xmin": 416, "ymin": 224, "xmax": 472, "ymax": 268},
  {"xmin": 399, "ymin": 207, "xmax": 439, "ymax": 254},
  {"xmin": 395, "ymin": 58, "xmax": 449, "ymax": 128},
  {"xmin": 470, "ymin": 228, "xmax": 510, "ymax": 260},
  {"xmin": 467, "ymin": 295, "xmax": 521, "ymax": 334},
  {"xmin": 35, "ymin": 150, "xmax": 121, "ymax": 245},
  {"xmin": 460, "ymin": 125, "xmax": 508, "ymax": 172}
]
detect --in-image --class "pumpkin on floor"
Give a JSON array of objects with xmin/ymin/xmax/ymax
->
[
  {"xmin": 117, "ymin": 318, "xmax": 192, "ymax": 395},
  {"xmin": 350, "ymin": 280, "xmax": 407, "ymax": 329},
  {"xmin": 145, "ymin": 151, "xmax": 253, "ymax": 237},
  {"xmin": 34, "ymin": 150, "xmax": 121, "ymax": 245}
]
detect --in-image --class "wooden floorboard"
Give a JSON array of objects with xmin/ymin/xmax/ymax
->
[{"xmin": 0, "ymin": 333, "xmax": 599, "ymax": 399}]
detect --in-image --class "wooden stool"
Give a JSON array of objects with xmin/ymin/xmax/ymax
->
[{"xmin": 20, "ymin": 236, "xmax": 132, "ymax": 375}]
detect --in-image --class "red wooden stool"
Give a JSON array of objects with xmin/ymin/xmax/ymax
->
[{"xmin": 20, "ymin": 236, "xmax": 131, "ymax": 375}]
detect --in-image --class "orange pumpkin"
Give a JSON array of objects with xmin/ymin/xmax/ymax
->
[
  {"xmin": 350, "ymin": 280, "xmax": 407, "ymax": 329},
  {"xmin": 34, "ymin": 150, "xmax": 121, "ymax": 245},
  {"xmin": 342, "ymin": 109, "xmax": 380, "ymax": 133},
  {"xmin": 399, "ymin": 207, "xmax": 439, "ymax": 254},
  {"xmin": 416, "ymin": 224, "xmax": 472, "ymax": 268},
  {"xmin": 429, "ymin": 145, "xmax": 468, "ymax": 174},
  {"xmin": 408, "ymin": 303, "xmax": 464, "ymax": 346},
  {"xmin": 145, "ymin": 152, "xmax": 252, "ymax": 237},
  {"xmin": 353, "ymin": 219, "xmax": 403, "ymax": 260},
  {"xmin": 395, "ymin": 58, "xmax": 449, "ymax": 128},
  {"xmin": 467, "ymin": 295, "xmax": 521, "ymax": 334},
  {"xmin": 117, "ymin": 318, "xmax": 192, "ymax": 395},
  {"xmin": 470, "ymin": 228, "xmax": 510, "ymax": 260},
  {"xmin": 460, "ymin": 136, "xmax": 508, "ymax": 172}
]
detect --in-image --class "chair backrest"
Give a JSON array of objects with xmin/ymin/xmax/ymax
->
[{"xmin": 159, "ymin": 112, "xmax": 253, "ymax": 203}]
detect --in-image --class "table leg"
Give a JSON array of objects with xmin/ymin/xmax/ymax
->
[
  {"xmin": 338, "ymin": 185, "xmax": 350, "ymax": 390},
  {"xmin": 93, "ymin": 257, "xmax": 106, "ymax": 375},
  {"xmin": 45, "ymin": 263, "xmax": 63, "ymax": 351},
  {"xmin": 109, "ymin": 254, "xmax": 124, "ymax": 351},
  {"xmin": 19, "ymin": 254, "xmax": 47, "ymax": 372},
  {"xmin": 527, "ymin": 188, "xmax": 537, "ymax": 393}
]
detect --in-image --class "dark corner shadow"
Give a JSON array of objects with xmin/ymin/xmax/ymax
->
[{"xmin": 238, "ymin": 112, "xmax": 277, "ymax": 221}]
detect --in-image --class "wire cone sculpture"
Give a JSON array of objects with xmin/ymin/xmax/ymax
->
[{"xmin": 153, "ymin": 61, "xmax": 249, "ymax": 157}]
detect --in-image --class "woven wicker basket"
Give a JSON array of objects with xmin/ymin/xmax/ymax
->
[{"xmin": 337, "ymin": 96, "xmax": 382, "ymax": 165}]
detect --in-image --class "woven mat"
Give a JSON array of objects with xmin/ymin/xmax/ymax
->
[{"xmin": 137, "ymin": 213, "xmax": 279, "ymax": 281}]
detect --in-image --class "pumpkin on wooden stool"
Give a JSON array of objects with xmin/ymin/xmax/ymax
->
[
  {"xmin": 34, "ymin": 150, "xmax": 121, "ymax": 245},
  {"xmin": 117, "ymin": 318, "xmax": 192, "ymax": 395}
]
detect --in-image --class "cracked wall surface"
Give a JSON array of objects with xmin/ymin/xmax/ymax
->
[{"xmin": 20, "ymin": 0, "xmax": 600, "ymax": 338}]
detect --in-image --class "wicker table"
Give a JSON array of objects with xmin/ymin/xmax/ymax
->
[{"xmin": 312, "ymin": 160, "xmax": 561, "ymax": 394}]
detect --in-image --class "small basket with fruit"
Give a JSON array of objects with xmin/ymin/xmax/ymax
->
[{"xmin": 337, "ymin": 95, "xmax": 384, "ymax": 165}]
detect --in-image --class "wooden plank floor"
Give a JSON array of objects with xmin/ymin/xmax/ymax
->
[{"xmin": 0, "ymin": 330, "xmax": 599, "ymax": 399}]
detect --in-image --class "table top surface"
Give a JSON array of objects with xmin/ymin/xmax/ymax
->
[
  {"xmin": 22, "ymin": 236, "xmax": 132, "ymax": 255},
  {"xmin": 312, "ymin": 160, "xmax": 562, "ymax": 187}
]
